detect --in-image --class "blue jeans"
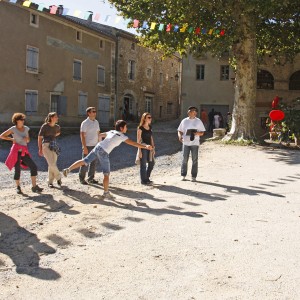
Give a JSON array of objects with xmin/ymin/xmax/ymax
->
[
  {"xmin": 140, "ymin": 149, "xmax": 155, "ymax": 182},
  {"xmin": 83, "ymin": 146, "xmax": 110, "ymax": 175},
  {"xmin": 181, "ymin": 145, "xmax": 199, "ymax": 178},
  {"xmin": 79, "ymin": 146, "xmax": 97, "ymax": 181}
]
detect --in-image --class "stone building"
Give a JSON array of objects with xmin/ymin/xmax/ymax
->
[
  {"xmin": 0, "ymin": 1, "xmax": 180, "ymax": 129},
  {"xmin": 181, "ymin": 52, "xmax": 300, "ymax": 133},
  {"xmin": 0, "ymin": 1, "xmax": 115, "ymax": 127}
]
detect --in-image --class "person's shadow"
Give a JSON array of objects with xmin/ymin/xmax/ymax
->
[{"xmin": 0, "ymin": 212, "xmax": 60, "ymax": 280}]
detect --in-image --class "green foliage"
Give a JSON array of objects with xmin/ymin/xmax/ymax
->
[
  {"xmin": 109, "ymin": 0, "xmax": 300, "ymax": 60},
  {"xmin": 279, "ymin": 97, "xmax": 300, "ymax": 140}
]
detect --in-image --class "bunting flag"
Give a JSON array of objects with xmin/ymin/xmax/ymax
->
[
  {"xmin": 50, "ymin": 5, "xmax": 58, "ymax": 14},
  {"xmin": 7, "ymin": 0, "xmax": 226, "ymax": 36},
  {"xmin": 23, "ymin": 1, "xmax": 31, "ymax": 7},
  {"xmin": 115, "ymin": 16, "xmax": 122, "ymax": 24},
  {"xmin": 133, "ymin": 19, "xmax": 139, "ymax": 28},
  {"xmin": 166, "ymin": 24, "xmax": 171, "ymax": 32},
  {"xmin": 150, "ymin": 22, "xmax": 156, "ymax": 30},
  {"xmin": 158, "ymin": 24, "xmax": 164, "ymax": 31}
]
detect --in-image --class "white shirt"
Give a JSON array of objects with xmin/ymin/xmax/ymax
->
[
  {"xmin": 80, "ymin": 118, "xmax": 100, "ymax": 146},
  {"xmin": 177, "ymin": 117, "xmax": 206, "ymax": 146},
  {"xmin": 99, "ymin": 130, "xmax": 128, "ymax": 154}
]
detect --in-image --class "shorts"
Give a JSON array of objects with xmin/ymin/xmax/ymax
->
[{"xmin": 83, "ymin": 146, "xmax": 110, "ymax": 175}]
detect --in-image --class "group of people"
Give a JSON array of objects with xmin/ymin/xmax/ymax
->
[
  {"xmin": 200, "ymin": 108, "xmax": 232, "ymax": 132},
  {"xmin": 0, "ymin": 106, "xmax": 206, "ymax": 198}
]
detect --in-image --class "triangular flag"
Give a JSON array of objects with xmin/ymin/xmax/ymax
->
[
  {"xmin": 188, "ymin": 27, "xmax": 194, "ymax": 33},
  {"xmin": 104, "ymin": 15, "xmax": 111, "ymax": 22},
  {"xmin": 180, "ymin": 24, "xmax": 188, "ymax": 32},
  {"xmin": 50, "ymin": 5, "xmax": 58, "ymax": 14},
  {"xmin": 195, "ymin": 27, "xmax": 201, "ymax": 34},
  {"xmin": 142, "ymin": 21, "xmax": 148, "ymax": 29},
  {"xmin": 208, "ymin": 29, "xmax": 213, "ymax": 35},
  {"xmin": 62, "ymin": 8, "xmax": 70, "ymax": 16},
  {"xmin": 115, "ymin": 16, "xmax": 122, "ymax": 24},
  {"xmin": 166, "ymin": 24, "xmax": 172, "ymax": 32},
  {"xmin": 150, "ymin": 22, "xmax": 157, "ymax": 30},
  {"xmin": 220, "ymin": 29, "xmax": 225, "ymax": 36},
  {"xmin": 83, "ymin": 12, "xmax": 92, "ymax": 20},
  {"xmin": 74, "ymin": 10, "xmax": 81, "ymax": 17},
  {"xmin": 23, "ymin": 1, "xmax": 31, "ymax": 7},
  {"xmin": 158, "ymin": 24, "xmax": 164, "ymax": 31},
  {"xmin": 133, "ymin": 19, "xmax": 139, "ymax": 28},
  {"xmin": 93, "ymin": 13, "xmax": 100, "ymax": 21},
  {"xmin": 9, "ymin": 0, "xmax": 17, "ymax": 3},
  {"xmin": 201, "ymin": 28, "xmax": 207, "ymax": 34},
  {"xmin": 215, "ymin": 29, "xmax": 220, "ymax": 35},
  {"xmin": 174, "ymin": 25, "xmax": 179, "ymax": 32},
  {"xmin": 37, "ymin": 4, "xmax": 45, "ymax": 11}
]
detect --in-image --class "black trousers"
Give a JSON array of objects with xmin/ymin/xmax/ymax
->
[{"xmin": 14, "ymin": 152, "xmax": 38, "ymax": 180}]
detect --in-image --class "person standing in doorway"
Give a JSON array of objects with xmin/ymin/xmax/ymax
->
[
  {"xmin": 1, "ymin": 113, "xmax": 43, "ymax": 194},
  {"xmin": 38, "ymin": 112, "xmax": 62, "ymax": 188},
  {"xmin": 79, "ymin": 107, "xmax": 101, "ymax": 185},
  {"xmin": 177, "ymin": 106, "xmax": 206, "ymax": 182},
  {"xmin": 137, "ymin": 112, "xmax": 155, "ymax": 184}
]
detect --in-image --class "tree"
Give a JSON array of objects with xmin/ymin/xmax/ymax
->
[{"xmin": 109, "ymin": 0, "xmax": 300, "ymax": 140}]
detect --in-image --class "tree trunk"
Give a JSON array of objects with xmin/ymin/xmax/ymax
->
[{"xmin": 224, "ymin": 14, "xmax": 257, "ymax": 141}]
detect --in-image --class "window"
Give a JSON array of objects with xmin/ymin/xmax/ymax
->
[
  {"xmin": 30, "ymin": 13, "xmax": 39, "ymax": 27},
  {"xmin": 289, "ymin": 71, "xmax": 300, "ymax": 90},
  {"xmin": 25, "ymin": 90, "xmax": 38, "ymax": 113},
  {"xmin": 220, "ymin": 65, "xmax": 230, "ymax": 80},
  {"xmin": 159, "ymin": 73, "xmax": 163, "ymax": 85},
  {"xmin": 146, "ymin": 68, "xmax": 152, "ymax": 78},
  {"xmin": 167, "ymin": 102, "xmax": 173, "ymax": 114},
  {"xmin": 97, "ymin": 66, "xmax": 105, "ymax": 85},
  {"xmin": 78, "ymin": 92, "xmax": 88, "ymax": 116},
  {"xmin": 196, "ymin": 64, "xmax": 205, "ymax": 80},
  {"xmin": 26, "ymin": 46, "xmax": 39, "ymax": 73},
  {"xmin": 145, "ymin": 96, "xmax": 152, "ymax": 113},
  {"xmin": 257, "ymin": 69, "xmax": 274, "ymax": 89},
  {"xmin": 99, "ymin": 39, "xmax": 104, "ymax": 49},
  {"xmin": 76, "ymin": 30, "xmax": 82, "ymax": 42},
  {"xmin": 128, "ymin": 60, "xmax": 136, "ymax": 80},
  {"xmin": 50, "ymin": 94, "xmax": 67, "ymax": 115},
  {"xmin": 73, "ymin": 60, "xmax": 82, "ymax": 81},
  {"xmin": 131, "ymin": 42, "xmax": 136, "ymax": 50}
]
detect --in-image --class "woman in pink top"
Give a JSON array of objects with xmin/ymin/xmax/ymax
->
[{"xmin": 0, "ymin": 113, "xmax": 43, "ymax": 194}]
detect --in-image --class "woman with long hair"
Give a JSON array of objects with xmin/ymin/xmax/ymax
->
[
  {"xmin": 137, "ymin": 112, "xmax": 155, "ymax": 184},
  {"xmin": 38, "ymin": 112, "xmax": 62, "ymax": 188},
  {"xmin": 0, "ymin": 113, "xmax": 43, "ymax": 194}
]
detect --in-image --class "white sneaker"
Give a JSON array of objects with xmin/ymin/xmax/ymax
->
[
  {"xmin": 181, "ymin": 176, "xmax": 186, "ymax": 181},
  {"xmin": 102, "ymin": 191, "xmax": 115, "ymax": 200},
  {"xmin": 191, "ymin": 177, "xmax": 196, "ymax": 182},
  {"xmin": 63, "ymin": 168, "xmax": 70, "ymax": 177}
]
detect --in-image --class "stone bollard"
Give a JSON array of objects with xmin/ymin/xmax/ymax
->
[{"xmin": 213, "ymin": 128, "xmax": 226, "ymax": 139}]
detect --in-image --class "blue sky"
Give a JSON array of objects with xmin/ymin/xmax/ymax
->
[{"xmin": 33, "ymin": 0, "xmax": 136, "ymax": 33}]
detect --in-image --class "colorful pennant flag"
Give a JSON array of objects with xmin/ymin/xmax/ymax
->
[
  {"xmin": 174, "ymin": 25, "xmax": 179, "ymax": 32},
  {"xmin": 166, "ymin": 24, "xmax": 172, "ymax": 32},
  {"xmin": 133, "ymin": 19, "xmax": 139, "ymax": 28},
  {"xmin": 180, "ymin": 24, "xmax": 188, "ymax": 32},
  {"xmin": 115, "ymin": 16, "xmax": 122, "ymax": 24},
  {"xmin": 142, "ymin": 21, "xmax": 148, "ymax": 29},
  {"xmin": 150, "ymin": 22, "xmax": 157, "ymax": 30},
  {"xmin": 93, "ymin": 13, "xmax": 100, "ymax": 21},
  {"xmin": 37, "ymin": 4, "xmax": 45, "ymax": 11},
  {"xmin": 23, "ymin": 1, "xmax": 31, "ymax": 7},
  {"xmin": 158, "ymin": 24, "xmax": 164, "ymax": 31},
  {"xmin": 50, "ymin": 5, "xmax": 58, "ymax": 14}
]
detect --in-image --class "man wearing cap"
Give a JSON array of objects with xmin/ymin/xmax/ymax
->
[{"xmin": 177, "ymin": 106, "xmax": 206, "ymax": 182}]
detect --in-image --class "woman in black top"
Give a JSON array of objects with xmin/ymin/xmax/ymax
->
[{"xmin": 137, "ymin": 112, "xmax": 155, "ymax": 184}]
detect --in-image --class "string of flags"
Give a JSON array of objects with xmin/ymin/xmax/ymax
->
[{"xmin": 8, "ymin": 0, "xmax": 225, "ymax": 36}]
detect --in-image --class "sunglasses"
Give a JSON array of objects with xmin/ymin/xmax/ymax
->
[
  {"xmin": 19, "ymin": 119, "xmax": 25, "ymax": 121},
  {"xmin": 147, "ymin": 116, "xmax": 152, "ymax": 119},
  {"xmin": 90, "ymin": 111, "xmax": 97, "ymax": 113}
]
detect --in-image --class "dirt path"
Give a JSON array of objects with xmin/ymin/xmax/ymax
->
[{"xmin": 0, "ymin": 142, "xmax": 300, "ymax": 299}]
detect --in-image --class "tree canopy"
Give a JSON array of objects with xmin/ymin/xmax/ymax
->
[{"xmin": 109, "ymin": 0, "xmax": 300, "ymax": 140}]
